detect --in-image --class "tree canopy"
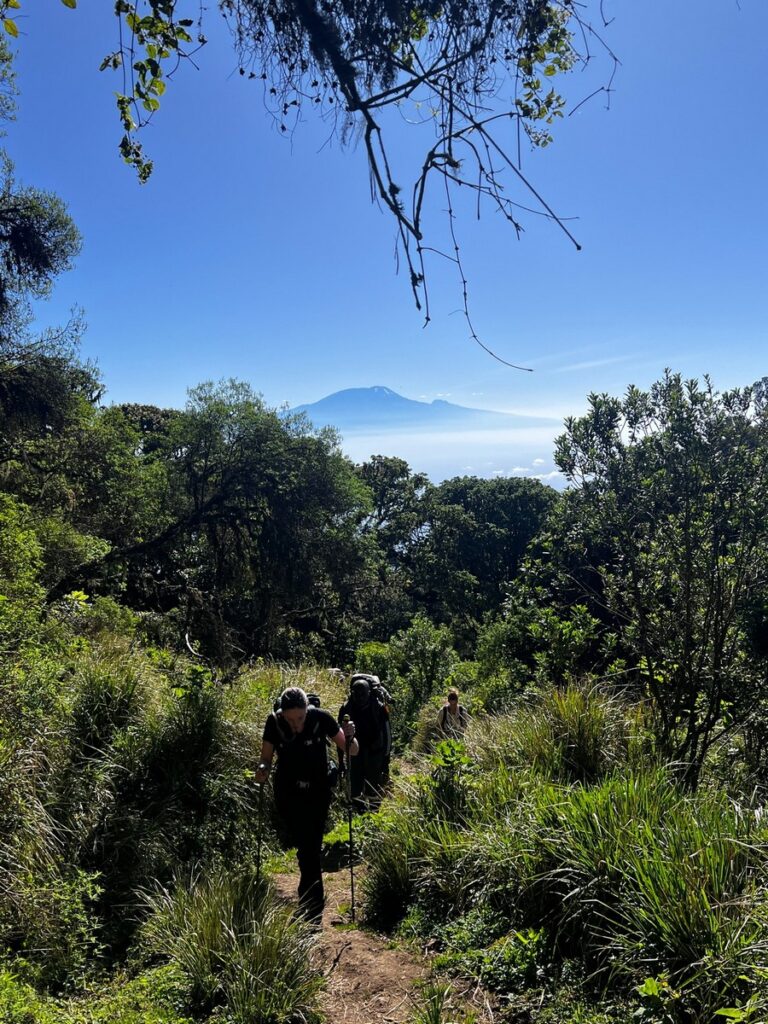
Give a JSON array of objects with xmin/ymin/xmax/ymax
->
[
  {"xmin": 1, "ymin": 1, "xmax": 615, "ymax": 355},
  {"xmin": 537, "ymin": 372, "xmax": 768, "ymax": 780}
]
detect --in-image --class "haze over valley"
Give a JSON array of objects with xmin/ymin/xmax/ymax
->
[{"xmin": 290, "ymin": 386, "xmax": 566, "ymax": 484}]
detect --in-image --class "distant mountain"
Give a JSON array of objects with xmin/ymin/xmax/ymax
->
[{"xmin": 290, "ymin": 386, "xmax": 560, "ymax": 433}]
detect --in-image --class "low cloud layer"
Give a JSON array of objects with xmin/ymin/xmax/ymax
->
[{"xmin": 337, "ymin": 425, "xmax": 565, "ymax": 487}]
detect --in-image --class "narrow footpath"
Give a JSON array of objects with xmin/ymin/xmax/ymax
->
[
  {"xmin": 274, "ymin": 870, "xmax": 429, "ymax": 1023},
  {"xmin": 273, "ymin": 868, "xmax": 497, "ymax": 1024}
]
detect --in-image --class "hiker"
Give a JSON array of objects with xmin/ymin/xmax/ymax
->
[
  {"xmin": 437, "ymin": 688, "xmax": 470, "ymax": 740},
  {"xmin": 255, "ymin": 686, "xmax": 358, "ymax": 925},
  {"xmin": 338, "ymin": 673, "xmax": 391, "ymax": 812}
]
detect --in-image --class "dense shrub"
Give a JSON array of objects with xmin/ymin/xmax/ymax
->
[
  {"xmin": 0, "ymin": 964, "xmax": 194, "ymax": 1023},
  {"xmin": 0, "ymin": 741, "xmax": 102, "ymax": 988},
  {"xmin": 0, "ymin": 493, "xmax": 45, "ymax": 651},
  {"xmin": 473, "ymin": 683, "xmax": 646, "ymax": 784},
  {"xmin": 1, "ymin": 643, "xmax": 344, "ymax": 977},
  {"xmin": 362, "ymin": 687, "xmax": 768, "ymax": 1021},
  {"xmin": 142, "ymin": 867, "xmax": 322, "ymax": 1023}
]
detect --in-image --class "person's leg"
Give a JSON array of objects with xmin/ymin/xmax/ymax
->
[
  {"xmin": 275, "ymin": 783, "xmax": 317, "ymax": 914},
  {"xmin": 364, "ymin": 750, "xmax": 387, "ymax": 810},
  {"xmin": 350, "ymin": 749, "xmax": 368, "ymax": 814},
  {"xmin": 295, "ymin": 795, "xmax": 330, "ymax": 924}
]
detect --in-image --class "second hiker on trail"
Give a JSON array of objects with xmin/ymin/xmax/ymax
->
[
  {"xmin": 255, "ymin": 686, "xmax": 358, "ymax": 926},
  {"xmin": 338, "ymin": 673, "xmax": 391, "ymax": 813}
]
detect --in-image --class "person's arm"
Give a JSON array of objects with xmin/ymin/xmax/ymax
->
[
  {"xmin": 255, "ymin": 739, "xmax": 275, "ymax": 783},
  {"xmin": 333, "ymin": 722, "xmax": 359, "ymax": 757}
]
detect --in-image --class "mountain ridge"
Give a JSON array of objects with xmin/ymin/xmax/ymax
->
[{"xmin": 290, "ymin": 386, "xmax": 561, "ymax": 433}]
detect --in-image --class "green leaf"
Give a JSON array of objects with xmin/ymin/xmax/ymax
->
[
  {"xmin": 637, "ymin": 977, "xmax": 661, "ymax": 997},
  {"xmin": 3, "ymin": 17, "xmax": 18, "ymax": 36},
  {"xmin": 61, "ymin": 0, "xmax": 77, "ymax": 8}
]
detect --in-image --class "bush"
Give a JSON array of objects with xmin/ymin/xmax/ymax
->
[
  {"xmin": 0, "ymin": 964, "xmax": 194, "ymax": 1024},
  {"xmin": 142, "ymin": 867, "xmax": 322, "ymax": 1023},
  {"xmin": 389, "ymin": 614, "xmax": 458, "ymax": 737},
  {"xmin": 0, "ymin": 494, "xmax": 45, "ymax": 651},
  {"xmin": 354, "ymin": 640, "xmax": 394, "ymax": 681},
  {"xmin": 435, "ymin": 927, "xmax": 549, "ymax": 994},
  {"xmin": 0, "ymin": 742, "xmax": 102, "ymax": 988},
  {"xmin": 526, "ymin": 770, "xmax": 768, "ymax": 1016},
  {"xmin": 360, "ymin": 803, "xmax": 421, "ymax": 931},
  {"xmin": 363, "ymin": 688, "xmax": 768, "ymax": 1021},
  {"xmin": 474, "ymin": 683, "xmax": 642, "ymax": 785}
]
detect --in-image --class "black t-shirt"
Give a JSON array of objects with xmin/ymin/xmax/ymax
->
[{"xmin": 263, "ymin": 706, "xmax": 339, "ymax": 784}]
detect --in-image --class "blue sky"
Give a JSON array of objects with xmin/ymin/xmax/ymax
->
[{"xmin": 8, "ymin": 1, "xmax": 768, "ymax": 482}]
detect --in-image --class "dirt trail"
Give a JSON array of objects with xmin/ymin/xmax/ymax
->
[
  {"xmin": 274, "ymin": 868, "xmax": 495, "ymax": 1024},
  {"xmin": 274, "ymin": 870, "xmax": 427, "ymax": 1023}
]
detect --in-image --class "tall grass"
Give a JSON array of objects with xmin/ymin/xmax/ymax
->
[
  {"xmin": 534, "ymin": 772, "xmax": 768, "ymax": 989},
  {"xmin": 0, "ymin": 741, "xmax": 101, "ymax": 987},
  {"xmin": 473, "ymin": 683, "xmax": 648, "ymax": 784},
  {"xmin": 363, "ymin": 686, "xmax": 768, "ymax": 1019},
  {"xmin": 2, "ymin": 640, "xmax": 347, "ymax": 978},
  {"xmin": 407, "ymin": 981, "xmax": 476, "ymax": 1024},
  {"xmin": 142, "ymin": 866, "xmax": 322, "ymax": 1023}
]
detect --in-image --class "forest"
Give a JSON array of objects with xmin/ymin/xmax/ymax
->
[{"xmin": 3, "ymin": 5, "xmax": 768, "ymax": 1024}]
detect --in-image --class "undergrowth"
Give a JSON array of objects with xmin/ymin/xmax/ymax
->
[{"xmin": 363, "ymin": 684, "xmax": 768, "ymax": 1022}]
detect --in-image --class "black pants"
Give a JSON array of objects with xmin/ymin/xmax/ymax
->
[
  {"xmin": 350, "ymin": 747, "xmax": 386, "ymax": 812},
  {"xmin": 275, "ymin": 778, "xmax": 331, "ymax": 923}
]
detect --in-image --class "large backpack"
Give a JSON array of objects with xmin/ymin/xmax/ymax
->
[{"xmin": 346, "ymin": 674, "xmax": 391, "ymax": 756}]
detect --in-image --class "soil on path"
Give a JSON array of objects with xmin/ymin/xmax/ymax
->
[{"xmin": 274, "ymin": 869, "xmax": 427, "ymax": 1024}]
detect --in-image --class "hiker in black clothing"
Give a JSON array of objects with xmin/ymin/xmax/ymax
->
[
  {"xmin": 255, "ymin": 686, "xmax": 358, "ymax": 925},
  {"xmin": 338, "ymin": 674, "xmax": 390, "ymax": 813}
]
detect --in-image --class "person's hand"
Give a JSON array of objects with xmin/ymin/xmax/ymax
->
[
  {"xmin": 255, "ymin": 763, "xmax": 271, "ymax": 785},
  {"xmin": 343, "ymin": 719, "xmax": 356, "ymax": 742}
]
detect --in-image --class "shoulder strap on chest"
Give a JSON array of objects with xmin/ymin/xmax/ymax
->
[{"xmin": 271, "ymin": 710, "xmax": 292, "ymax": 745}]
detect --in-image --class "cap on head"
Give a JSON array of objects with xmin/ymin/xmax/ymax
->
[{"xmin": 280, "ymin": 686, "xmax": 308, "ymax": 711}]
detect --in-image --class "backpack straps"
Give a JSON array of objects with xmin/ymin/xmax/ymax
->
[{"xmin": 271, "ymin": 709, "xmax": 292, "ymax": 746}]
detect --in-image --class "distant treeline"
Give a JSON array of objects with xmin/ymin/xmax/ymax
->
[{"xmin": 1, "ymin": 338, "xmax": 554, "ymax": 664}]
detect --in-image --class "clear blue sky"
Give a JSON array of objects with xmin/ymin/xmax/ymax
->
[{"xmin": 7, "ymin": 0, "xmax": 768, "ymax": 481}]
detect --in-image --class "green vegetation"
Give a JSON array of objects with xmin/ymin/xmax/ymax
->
[
  {"xmin": 366, "ymin": 694, "xmax": 768, "ymax": 1022},
  {"xmin": 142, "ymin": 869, "xmax": 322, "ymax": 1023}
]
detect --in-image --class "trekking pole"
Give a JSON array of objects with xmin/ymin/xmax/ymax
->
[
  {"xmin": 255, "ymin": 781, "xmax": 264, "ymax": 887},
  {"xmin": 255, "ymin": 767, "xmax": 268, "ymax": 889},
  {"xmin": 343, "ymin": 714, "xmax": 356, "ymax": 923}
]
